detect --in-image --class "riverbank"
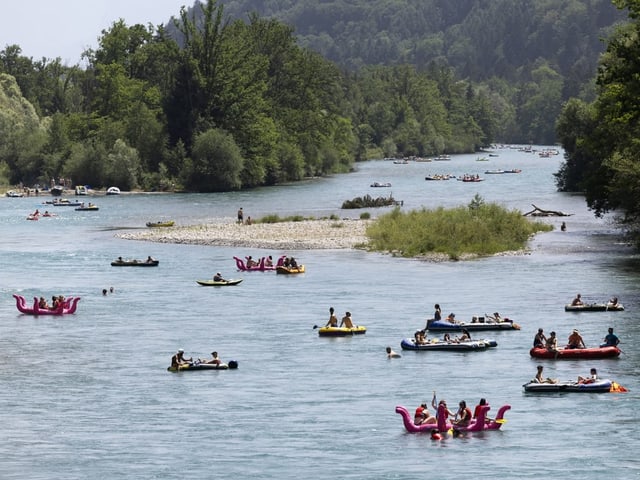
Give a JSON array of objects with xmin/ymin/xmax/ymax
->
[{"xmin": 117, "ymin": 219, "xmax": 372, "ymax": 250}]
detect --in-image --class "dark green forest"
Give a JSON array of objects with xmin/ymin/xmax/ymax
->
[
  {"xmin": 0, "ymin": 0, "xmax": 631, "ymax": 197},
  {"xmin": 215, "ymin": 0, "xmax": 627, "ymax": 144},
  {"xmin": 555, "ymin": 0, "xmax": 640, "ymax": 243}
]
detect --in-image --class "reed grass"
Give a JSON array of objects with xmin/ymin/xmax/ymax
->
[{"xmin": 365, "ymin": 201, "xmax": 552, "ymax": 259}]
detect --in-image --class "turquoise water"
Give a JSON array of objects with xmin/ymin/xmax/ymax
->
[{"xmin": 1, "ymin": 147, "xmax": 639, "ymax": 479}]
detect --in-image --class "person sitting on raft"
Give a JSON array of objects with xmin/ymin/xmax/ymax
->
[
  {"xmin": 201, "ymin": 351, "xmax": 222, "ymax": 365},
  {"xmin": 415, "ymin": 330, "xmax": 427, "ymax": 345},
  {"xmin": 171, "ymin": 349, "xmax": 192, "ymax": 368},
  {"xmin": 446, "ymin": 312, "xmax": 456, "ymax": 324},
  {"xmin": 454, "ymin": 329, "xmax": 471, "ymax": 343},
  {"xmin": 571, "ymin": 293, "xmax": 583, "ymax": 306},
  {"xmin": 533, "ymin": 365, "xmax": 557, "ymax": 384},
  {"xmin": 577, "ymin": 368, "xmax": 598, "ymax": 384},
  {"xmin": 453, "ymin": 400, "xmax": 473, "ymax": 427},
  {"xmin": 246, "ymin": 256, "xmax": 259, "ymax": 268},
  {"xmin": 264, "ymin": 255, "xmax": 273, "ymax": 267},
  {"xmin": 602, "ymin": 327, "xmax": 620, "ymax": 347},
  {"xmin": 566, "ymin": 329, "xmax": 586, "ymax": 349},
  {"xmin": 340, "ymin": 312, "xmax": 354, "ymax": 328},
  {"xmin": 326, "ymin": 307, "xmax": 338, "ymax": 327},
  {"xmin": 533, "ymin": 328, "xmax": 547, "ymax": 347},
  {"xmin": 213, "ymin": 272, "xmax": 226, "ymax": 282},
  {"xmin": 38, "ymin": 297, "xmax": 49, "ymax": 309},
  {"xmin": 414, "ymin": 403, "xmax": 436, "ymax": 425}
]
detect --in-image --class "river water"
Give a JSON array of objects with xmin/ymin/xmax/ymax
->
[{"xmin": 1, "ymin": 146, "xmax": 638, "ymax": 479}]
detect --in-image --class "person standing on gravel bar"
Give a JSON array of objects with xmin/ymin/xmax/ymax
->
[{"xmin": 237, "ymin": 207, "xmax": 243, "ymax": 224}]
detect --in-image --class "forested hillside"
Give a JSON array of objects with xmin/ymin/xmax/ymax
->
[
  {"xmin": 210, "ymin": 0, "xmax": 627, "ymax": 144},
  {"xmin": 0, "ymin": 0, "xmax": 632, "ymax": 194}
]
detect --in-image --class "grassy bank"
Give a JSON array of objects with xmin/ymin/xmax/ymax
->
[{"xmin": 365, "ymin": 198, "xmax": 552, "ymax": 259}]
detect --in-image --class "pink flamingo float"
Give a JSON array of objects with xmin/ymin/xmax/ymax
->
[
  {"xmin": 395, "ymin": 402, "xmax": 510, "ymax": 433},
  {"xmin": 13, "ymin": 294, "xmax": 80, "ymax": 315},
  {"xmin": 233, "ymin": 255, "xmax": 286, "ymax": 271}
]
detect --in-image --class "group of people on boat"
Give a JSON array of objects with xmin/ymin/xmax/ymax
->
[
  {"xmin": 413, "ymin": 328, "xmax": 472, "ymax": 345},
  {"xmin": 325, "ymin": 307, "xmax": 354, "ymax": 328},
  {"xmin": 533, "ymin": 327, "xmax": 620, "ymax": 351},
  {"xmin": 170, "ymin": 348, "xmax": 223, "ymax": 368},
  {"xmin": 571, "ymin": 293, "xmax": 620, "ymax": 307},
  {"xmin": 429, "ymin": 303, "xmax": 511, "ymax": 326},
  {"xmin": 414, "ymin": 394, "xmax": 489, "ymax": 429},
  {"xmin": 38, "ymin": 295, "xmax": 66, "ymax": 310},
  {"xmin": 244, "ymin": 255, "xmax": 278, "ymax": 268},
  {"xmin": 282, "ymin": 256, "xmax": 298, "ymax": 268},
  {"xmin": 532, "ymin": 364, "xmax": 599, "ymax": 385}
]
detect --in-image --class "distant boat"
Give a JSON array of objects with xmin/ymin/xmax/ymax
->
[
  {"xmin": 75, "ymin": 204, "xmax": 99, "ymax": 211},
  {"xmin": 146, "ymin": 220, "xmax": 175, "ymax": 228},
  {"xmin": 370, "ymin": 182, "xmax": 392, "ymax": 187},
  {"xmin": 106, "ymin": 186, "xmax": 120, "ymax": 195},
  {"xmin": 50, "ymin": 185, "xmax": 64, "ymax": 196},
  {"xmin": 5, "ymin": 190, "xmax": 24, "ymax": 197},
  {"xmin": 75, "ymin": 185, "xmax": 88, "ymax": 195}
]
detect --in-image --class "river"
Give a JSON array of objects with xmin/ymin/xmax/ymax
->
[{"xmin": 0, "ymin": 146, "xmax": 638, "ymax": 479}]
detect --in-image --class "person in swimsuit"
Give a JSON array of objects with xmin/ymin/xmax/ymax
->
[{"xmin": 326, "ymin": 307, "xmax": 338, "ymax": 327}]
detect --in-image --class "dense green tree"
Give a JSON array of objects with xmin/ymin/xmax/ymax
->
[{"xmin": 189, "ymin": 128, "xmax": 244, "ymax": 191}]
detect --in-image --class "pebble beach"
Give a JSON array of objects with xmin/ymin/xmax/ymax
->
[{"xmin": 117, "ymin": 219, "xmax": 372, "ymax": 250}]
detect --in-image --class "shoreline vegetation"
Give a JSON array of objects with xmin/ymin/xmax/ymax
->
[{"xmin": 119, "ymin": 198, "xmax": 553, "ymax": 260}]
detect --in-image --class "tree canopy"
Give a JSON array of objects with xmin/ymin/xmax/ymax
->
[{"xmin": 555, "ymin": 0, "xmax": 640, "ymax": 243}]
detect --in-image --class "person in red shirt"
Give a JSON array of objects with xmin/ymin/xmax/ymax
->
[{"xmin": 414, "ymin": 403, "xmax": 436, "ymax": 425}]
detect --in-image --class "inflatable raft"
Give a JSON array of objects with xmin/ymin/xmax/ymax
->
[
  {"xmin": 233, "ymin": 255, "xmax": 286, "ymax": 271},
  {"xmin": 13, "ymin": 294, "xmax": 80, "ymax": 315},
  {"xmin": 529, "ymin": 346, "xmax": 621, "ymax": 360},
  {"xmin": 523, "ymin": 379, "xmax": 613, "ymax": 393},
  {"xmin": 564, "ymin": 303, "xmax": 624, "ymax": 312},
  {"xmin": 317, "ymin": 325, "xmax": 366, "ymax": 337},
  {"xmin": 111, "ymin": 259, "xmax": 159, "ymax": 267},
  {"xmin": 168, "ymin": 360, "xmax": 238, "ymax": 372},
  {"xmin": 196, "ymin": 279, "xmax": 243, "ymax": 286},
  {"xmin": 401, "ymin": 338, "xmax": 497, "ymax": 351},
  {"xmin": 276, "ymin": 265, "xmax": 305, "ymax": 274},
  {"xmin": 396, "ymin": 403, "xmax": 511, "ymax": 433},
  {"xmin": 425, "ymin": 318, "xmax": 519, "ymax": 332}
]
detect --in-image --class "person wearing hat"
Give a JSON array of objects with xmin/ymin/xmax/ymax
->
[
  {"xmin": 446, "ymin": 312, "xmax": 456, "ymax": 323},
  {"xmin": 567, "ymin": 329, "xmax": 585, "ymax": 349},
  {"xmin": 533, "ymin": 328, "xmax": 547, "ymax": 347},
  {"xmin": 170, "ymin": 348, "xmax": 193, "ymax": 369},
  {"xmin": 213, "ymin": 272, "xmax": 226, "ymax": 282}
]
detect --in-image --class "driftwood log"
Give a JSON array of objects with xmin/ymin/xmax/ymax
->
[{"xmin": 523, "ymin": 204, "xmax": 572, "ymax": 217}]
